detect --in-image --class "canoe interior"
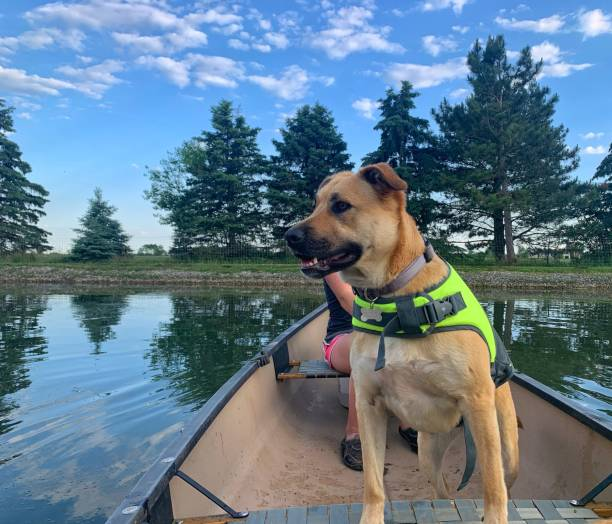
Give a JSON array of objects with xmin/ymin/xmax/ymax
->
[{"xmin": 166, "ymin": 308, "xmax": 612, "ymax": 521}]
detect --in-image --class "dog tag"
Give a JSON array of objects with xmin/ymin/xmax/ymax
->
[{"xmin": 361, "ymin": 307, "xmax": 382, "ymax": 322}]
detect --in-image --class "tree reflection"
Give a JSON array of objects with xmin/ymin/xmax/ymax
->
[
  {"xmin": 146, "ymin": 291, "xmax": 322, "ymax": 408},
  {"xmin": 71, "ymin": 294, "xmax": 129, "ymax": 354},
  {"xmin": 487, "ymin": 297, "xmax": 611, "ymax": 402},
  {"xmin": 0, "ymin": 293, "xmax": 48, "ymax": 435}
]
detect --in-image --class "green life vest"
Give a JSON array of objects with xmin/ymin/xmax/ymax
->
[{"xmin": 352, "ymin": 263, "xmax": 513, "ymax": 385}]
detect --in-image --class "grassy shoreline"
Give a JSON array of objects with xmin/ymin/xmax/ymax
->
[{"xmin": 1, "ymin": 257, "xmax": 611, "ymax": 292}]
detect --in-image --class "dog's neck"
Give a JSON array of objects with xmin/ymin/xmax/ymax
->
[
  {"xmin": 383, "ymin": 212, "xmax": 447, "ymax": 295},
  {"xmin": 344, "ymin": 210, "xmax": 448, "ymax": 296}
]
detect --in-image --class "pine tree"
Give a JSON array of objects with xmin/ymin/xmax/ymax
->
[
  {"xmin": 266, "ymin": 103, "xmax": 353, "ymax": 238},
  {"xmin": 0, "ymin": 99, "xmax": 50, "ymax": 253},
  {"xmin": 71, "ymin": 188, "xmax": 131, "ymax": 260},
  {"xmin": 434, "ymin": 36, "xmax": 579, "ymax": 261},
  {"xmin": 147, "ymin": 100, "xmax": 267, "ymax": 254},
  {"xmin": 563, "ymin": 143, "xmax": 611, "ymax": 258},
  {"xmin": 363, "ymin": 81, "xmax": 445, "ymax": 234}
]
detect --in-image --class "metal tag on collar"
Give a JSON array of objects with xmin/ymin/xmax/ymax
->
[
  {"xmin": 361, "ymin": 306, "xmax": 383, "ymax": 323},
  {"xmin": 361, "ymin": 293, "xmax": 382, "ymax": 322}
]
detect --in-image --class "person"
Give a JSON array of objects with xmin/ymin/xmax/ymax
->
[
  {"xmin": 323, "ymin": 274, "xmax": 419, "ymax": 468},
  {"xmin": 322, "ymin": 273, "xmax": 362, "ymax": 470}
]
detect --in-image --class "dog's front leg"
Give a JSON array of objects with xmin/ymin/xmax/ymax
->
[
  {"xmin": 356, "ymin": 388, "xmax": 388, "ymax": 524},
  {"xmin": 462, "ymin": 391, "xmax": 508, "ymax": 524}
]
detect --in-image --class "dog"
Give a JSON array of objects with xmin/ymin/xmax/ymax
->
[{"xmin": 285, "ymin": 163, "xmax": 519, "ymax": 524}]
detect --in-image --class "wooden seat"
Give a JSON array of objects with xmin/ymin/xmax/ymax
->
[{"xmin": 277, "ymin": 359, "xmax": 349, "ymax": 380}]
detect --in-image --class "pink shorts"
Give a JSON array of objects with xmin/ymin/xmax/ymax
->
[{"xmin": 322, "ymin": 332, "xmax": 350, "ymax": 370}]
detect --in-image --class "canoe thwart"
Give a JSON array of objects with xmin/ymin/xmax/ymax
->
[{"xmin": 277, "ymin": 359, "xmax": 349, "ymax": 380}]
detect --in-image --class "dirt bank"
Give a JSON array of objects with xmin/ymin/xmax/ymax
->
[{"xmin": 1, "ymin": 265, "xmax": 611, "ymax": 292}]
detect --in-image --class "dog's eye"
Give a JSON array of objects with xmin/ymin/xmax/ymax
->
[{"xmin": 331, "ymin": 200, "xmax": 352, "ymax": 214}]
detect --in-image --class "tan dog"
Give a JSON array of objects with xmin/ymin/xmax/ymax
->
[{"xmin": 285, "ymin": 163, "xmax": 519, "ymax": 524}]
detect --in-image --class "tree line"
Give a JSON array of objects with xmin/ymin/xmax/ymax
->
[{"xmin": 1, "ymin": 36, "xmax": 610, "ymax": 262}]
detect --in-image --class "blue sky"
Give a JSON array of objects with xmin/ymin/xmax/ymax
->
[{"xmin": 1, "ymin": 0, "xmax": 611, "ymax": 251}]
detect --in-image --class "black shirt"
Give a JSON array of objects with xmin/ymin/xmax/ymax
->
[{"xmin": 323, "ymin": 280, "xmax": 353, "ymax": 343}]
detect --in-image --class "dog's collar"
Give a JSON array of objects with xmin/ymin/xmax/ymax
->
[{"xmin": 356, "ymin": 238, "xmax": 435, "ymax": 300}]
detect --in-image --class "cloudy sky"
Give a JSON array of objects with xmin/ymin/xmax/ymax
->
[{"xmin": 1, "ymin": 0, "xmax": 611, "ymax": 250}]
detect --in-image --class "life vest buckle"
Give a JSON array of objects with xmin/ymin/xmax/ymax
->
[{"xmin": 422, "ymin": 297, "xmax": 454, "ymax": 324}]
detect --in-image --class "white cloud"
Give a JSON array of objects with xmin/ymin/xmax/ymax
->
[
  {"xmin": 77, "ymin": 55, "xmax": 93, "ymax": 64},
  {"xmin": 55, "ymin": 59, "xmax": 124, "ymax": 98},
  {"xmin": 0, "ymin": 65, "xmax": 75, "ymax": 96},
  {"xmin": 352, "ymin": 97, "xmax": 378, "ymax": 119},
  {"xmin": 228, "ymin": 39, "xmax": 250, "ymax": 51},
  {"xmin": 187, "ymin": 9, "xmax": 242, "ymax": 27},
  {"xmin": 136, "ymin": 55, "xmax": 190, "ymax": 87},
  {"xmin": 17, "ymin": 112, "xmax": 32, "ymax": 120},
  {"xmin": 252, "ymin": 43, "xmax": 272, "ymax": 53},
  {"xmin": 422, "ymin": 35, "xmax": 458, "ymax": 56},
  {"xmin": 112, "ymin": 26, "xmax": 207, "ymax": 54},
  {"xmin": 449, "ymin": 87, "xmax": 469, "ymax": 99},
  {"xmin": 247, "ymin": 8, "xmax": 271, "ymax": 30},
  {"xmin": 452, "ymin": 25, "xmax": 469, "ymax": 34},
  {"xmin": 385, "ymin": 58, "xmax": 468, "ymax": 88},
  {"xmin": 12, "ymin": 97, "xmax": 43, "ymax": 112},
  {"xmin": 23, "ymin": 1, "xmax": 237, "ymax": 56},
  {"xmin": 541, "ymin": 62, "xmax": 592, "ymax": 77},
  {"xmin": 495, "ymin": 14, "xmax": 565, "ymax": 33},
  {"xmin": 0, "ymin": 27, "xmax": 86, "ymax": 54},
  {"xmin": 578, "ymin": 9, "xmax": 612, "ymax": 38},
  {"xmin": 581, "ymin": 132, "xmax": 604, "ymax": 140},
  {"xmin": 583, "ymin": 145, "xmax": 606, "ymax": 155},
  {"xmin": 420, "ymin": 0, "xmax": 471, "ymax": 14},
  {"xmin": 186, "ymin": 54, "xmax": 245, "ymax": 89},
  {"xmin": 529, "ymin": 41, "xmax": 592, "ymax": 78},
  {"xmin": 310, "ymin": 5, "xmax": 404, "ymax": 60},
  {"xmin": 213, "ymin": 23, "xmax": 242, "ymax": 35},
  {"xmin": 248, "ymin": 65, "xmax": 333, "ymax": 100},
  {"xmin": 264, "ymin": 32, "xmax": 289, "ymax": 49}
]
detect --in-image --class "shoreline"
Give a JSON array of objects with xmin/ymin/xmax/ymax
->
[{"xmin": 1, "ymin": 265, "xmax": 611, "ymax": 293}]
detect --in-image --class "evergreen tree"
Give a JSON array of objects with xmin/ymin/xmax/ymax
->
[
  {"xmin": 137, "ymin": 243, "xmax": 166, "ymax": 256},
  {"xmin": 146, "ymin": 100, "xmax": 267, "ymax": 254},
  {"xmin": 266, "ymin": 103, "xmax": 353, "ymax": 238},
  {"xmin": 0, "ymin": 99, "xmax": 50, "ymax": 253},
  {"xmin": 434, "ymin": 36, "xmax": 579, "ymax": 261},
  {"xmin": 71, "ymin": 188, "xmax": 131, "ymax": 260},
  {"xmin": 363, "ymin": 81, "xmax": 445, "ymax": 234},
  {"xmin": 563, "ymin": 143, "xmax": 611, "ymax": 258}
]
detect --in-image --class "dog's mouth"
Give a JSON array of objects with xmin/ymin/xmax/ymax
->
[{"xmin": 294, "ymin": 245, "xmax": 362, "ymax": 278}]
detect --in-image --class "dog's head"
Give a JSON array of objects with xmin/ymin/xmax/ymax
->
[{"xmin": 285, "ymin": 163, "xmax": 412, "ymax": 286}]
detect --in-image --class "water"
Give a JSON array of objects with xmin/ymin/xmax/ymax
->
[{"xmin": 0, "ymin": 287, "xmax": 610, "ymax": 523}]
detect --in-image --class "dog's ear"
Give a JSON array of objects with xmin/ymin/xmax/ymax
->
[{"xmin": 358, "ymin": 163, "xmax": 408, "ymax": 194}]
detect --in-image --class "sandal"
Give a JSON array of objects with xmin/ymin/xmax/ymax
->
[
  {"xmin": 340, "ymin": 437, "xmax": 363, "ymax": 471},
  {"xmin": 398, "ymin": 427, "xmax": 418, "ymax": 453}
]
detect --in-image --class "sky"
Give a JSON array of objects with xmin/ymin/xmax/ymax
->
[{"xmin": 1, "ymin": 0, "xmax": 611, "ymax": 251}]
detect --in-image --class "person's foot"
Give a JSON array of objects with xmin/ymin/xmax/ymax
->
[
  {"xmin": 340, "ymin": 437, "xmax": 362, "ymax": 471},
  {"xmin": 398, "ymin": 426, "xmax": 418, "ymax": 453}
]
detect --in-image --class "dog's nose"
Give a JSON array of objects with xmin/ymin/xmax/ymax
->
[{"xmin": 285, "ymin": 226, "xmax": 305, "ymax": 246}]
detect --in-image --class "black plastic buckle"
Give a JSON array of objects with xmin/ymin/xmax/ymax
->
[{"xmin": 422, "ymin": 299, "xmax": 453, "ymax": 324}]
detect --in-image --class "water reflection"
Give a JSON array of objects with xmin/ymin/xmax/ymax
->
[
  {"xmin": 147, "ymin": 292, "xmax": 323, "ymax": 408},
  {"xmin": 71, "ymin": 295, "xmax": 129, "ymax": 354},
  {"xmin": 0, "ymin": 293, "xmax": 48, "ymax": 436},
  {"xmin": 482, "ymin": 294, "xmax": 612, "ymax": 415},
  {"xmin": 0, "ymin": 288, "xmax": 609, "ymax": 524}
]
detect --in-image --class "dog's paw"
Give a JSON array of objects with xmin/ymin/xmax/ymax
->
[{"xmin": 359, "ymin": 503, "xmax": 385, "ymax": 524}]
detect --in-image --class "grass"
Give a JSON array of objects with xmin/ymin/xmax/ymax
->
[{"xmin": 1, "ymin": 253, "xmax": 610, "ymax": 274}]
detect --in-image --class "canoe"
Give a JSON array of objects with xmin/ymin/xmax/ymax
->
[{"xmin": 106, "ymin": 304, "xmax": 612, "ymax": 524}]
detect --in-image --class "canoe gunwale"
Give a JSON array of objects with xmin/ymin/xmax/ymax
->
[
  {"xmin": 105, "ymin": 304, "xmax": 328, "ymax": 524},
  {"xmin": 105, "ymin": 303, "xmax": 611, "ymax": 523},
  {"xmin": 512, "ymin": 371, "xmax": 612, "ymax": 441}
]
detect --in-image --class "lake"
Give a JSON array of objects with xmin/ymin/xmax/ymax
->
[{"xmin": 0, "ymin": 287, "xmax": 610, "ymax": 523}]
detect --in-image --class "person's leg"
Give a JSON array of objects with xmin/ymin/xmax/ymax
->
[{"xmin": 329, "ymin": 334, "xmax": 359, "ymax": 439}]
